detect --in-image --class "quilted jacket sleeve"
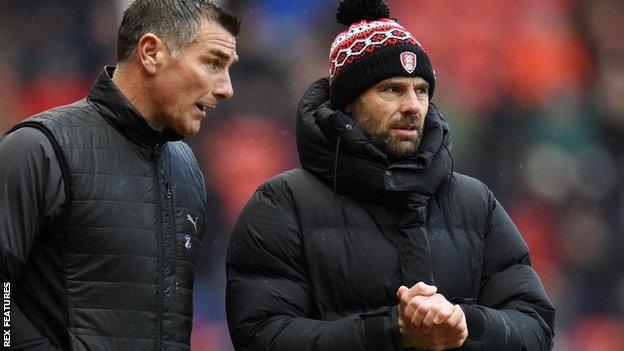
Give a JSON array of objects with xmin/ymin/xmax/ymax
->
[
  {"xmin": 459, "ymin": 190, "xmax": 555, "ymax": 350},
  {"xmin": 226, "ymin": 181, "xmax": 402, "ymax": 351}
]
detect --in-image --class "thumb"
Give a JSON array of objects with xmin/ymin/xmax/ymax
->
[
  {"xmin": 397, "ymin": 285, "xmax": 408, "ymax": 299},
  {"xmin": 414, "ymin": 281, "xmax": 437, "ymax": 295}
]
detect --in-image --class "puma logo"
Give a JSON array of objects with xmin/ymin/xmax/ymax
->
[{"xmin": 187, "ymin": 214, "xmax": 198, "ymax": 234}]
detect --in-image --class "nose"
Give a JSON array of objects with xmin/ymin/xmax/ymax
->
[
  {"xmin": 213, "ymin": 71, "xmax": 234, "ymax": 101},
  {"xmin": 400, "ymin": 90, "xmax": 423, "ymax": 116}
]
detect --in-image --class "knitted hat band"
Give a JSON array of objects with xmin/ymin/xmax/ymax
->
[{"xmin": 329, "ymin": 17, "xmax": 435, "ymax": 110}]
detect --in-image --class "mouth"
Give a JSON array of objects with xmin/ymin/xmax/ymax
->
[
  {"xmin": 392, "ymin": 124, "xmax": 417, "ymax": 130},
  {"xmin": 195, "ymin": 103, "xmax": 212, "ymax": 117},
  {"xmin": 390, "ymin": 124, "xmax": 419, "ymax": 138}
]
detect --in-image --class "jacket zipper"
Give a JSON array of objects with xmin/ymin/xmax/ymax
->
[
  {"xmin": 166, "ymin": 181, "xmax": 177, "ymax": 281},
  {"xmin": 153, "ymin": 144, "xmax": 164, "ymax": 351}
]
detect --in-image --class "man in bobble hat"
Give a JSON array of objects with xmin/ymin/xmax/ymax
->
[{"xmin": 226, "ymin": 0, "xmax": 555, "ymax": 350}]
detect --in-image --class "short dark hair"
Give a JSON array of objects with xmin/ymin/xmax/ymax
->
[{"xmin": 117, "ymin": 0, "xmax": 240, "ymax": 62}]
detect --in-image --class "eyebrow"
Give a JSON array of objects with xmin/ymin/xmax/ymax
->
[
  {"xmin": 383, "ymin": 78, "xmax": 429, "ymax": 86},
  {"xmin": 208, "ymin": 48, "xmax": 239, "ymax": 64}
]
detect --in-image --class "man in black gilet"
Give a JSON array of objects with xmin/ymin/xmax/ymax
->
[{"xmin": 0, "ymin": 1, "xmax": 239, "ymax": 350}]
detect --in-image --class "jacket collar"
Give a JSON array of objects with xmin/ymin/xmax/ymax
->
[
  {"xmin": 87, "ymin": 66, "xmax": 183, "ymax": 149},
  {"xmin": 297, "ymin": 78, "xmax": 453, "ymax": 207}
]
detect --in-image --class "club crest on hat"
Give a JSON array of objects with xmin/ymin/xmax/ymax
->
[{"xmin": 400, "ymin": 51, "xmax": 417, "ymax": 74}]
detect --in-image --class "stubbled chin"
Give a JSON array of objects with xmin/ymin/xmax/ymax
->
[
  {"xmin": 186, "ymin": 125, "xmax": 201, "ymax": 136},
  {"xmin": 386, "ymin": 138, "xmax": 418, "ymax": 154},
  {"xmin": 172, "ymin": 123, "xmax": 201, "ymax": 137}
]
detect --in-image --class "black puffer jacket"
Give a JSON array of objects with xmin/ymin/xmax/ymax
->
[{"xmin": 226, "ymin": 78, "xmax": 555, "ymax": 350}]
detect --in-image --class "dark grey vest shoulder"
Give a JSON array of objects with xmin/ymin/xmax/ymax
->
[{"xmin": 14, "ymin": 99, "xmax": 207, "ymax": 350}]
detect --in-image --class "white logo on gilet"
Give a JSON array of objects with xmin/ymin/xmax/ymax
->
[{"xmin": 187, "ymin": 214, "xmax": 198, "ymax": 234}]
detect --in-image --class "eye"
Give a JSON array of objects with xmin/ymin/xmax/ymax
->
[
  {"xmin": 206, "ymin": 60, "xmax": 220, "ymax": 70},
  {"xmin": 383, "ymin": 85, "xmax": 400, "ymax": 93},
  {"xmin": 416, "ymin": 87, "xmax": 428, "ymax": 95}
]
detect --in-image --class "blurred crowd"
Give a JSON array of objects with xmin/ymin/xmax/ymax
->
[{"xmin": 1, "ymin": 0, "xmax": 623, "ymax": 350}]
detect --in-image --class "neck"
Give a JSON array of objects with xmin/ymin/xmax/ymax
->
[{"xmin": 112, "ymin": 63, "xmax": 162, "ymax": 130}]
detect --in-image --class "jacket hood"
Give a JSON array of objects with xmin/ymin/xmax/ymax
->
[{"xmin": 297, "ymin": 77, "xmax": 453, "ymax": 206}]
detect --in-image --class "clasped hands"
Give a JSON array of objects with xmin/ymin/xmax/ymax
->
[{"xmin": 397, "ymin": 282, "xmax": 468, "ymax": 350}]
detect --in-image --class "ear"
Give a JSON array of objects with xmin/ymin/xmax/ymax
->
[{"xmin": 137, "ymin": 33, "xmax": 166, "ymax": 75}]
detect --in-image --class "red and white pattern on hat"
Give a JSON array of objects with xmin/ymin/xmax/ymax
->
[{"xmin": 329, "ymin": 18, "xmax": 420, "ymax": 82}]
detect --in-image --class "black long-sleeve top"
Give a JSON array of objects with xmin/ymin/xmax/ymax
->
[{"xmin": 0, "ymin": 126, "xmax": 64, "ymax": 349}]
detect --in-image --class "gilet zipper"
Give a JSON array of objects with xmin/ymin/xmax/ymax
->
[{"xmin": 152, "ymin": 144, "xmax": 164, "ymax": 351}]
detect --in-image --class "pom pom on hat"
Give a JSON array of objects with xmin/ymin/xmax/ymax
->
[{"xmin": 336, "ymin": 0, "xmax": 390, "ymax": 26}]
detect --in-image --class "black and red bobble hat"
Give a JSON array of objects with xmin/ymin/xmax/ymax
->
[{"xmin": 329, "ymin": 0, "xmax": 436, "ymax": 110}]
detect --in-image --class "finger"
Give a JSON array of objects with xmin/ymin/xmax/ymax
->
[
  {"xmin": 443, "ymin": 305, "xmax": 464, "ymax": 329},
  {"xmin": 397, "ymin": 285, "xmax": 409, "ymax": 300},
  {"xmin": 413, "ymin": 281, "xmax": 437, "ymax": 296},
  {"xmin": 422, "ymin": 300, "xmax": 450, "ymax": 333},
  {"xmin": 401, "ymin": 282, "xmax": 438, "ymax": 316},
  {"xmin": 433, "ymin": 303, "xmax": 456, "ymax": 326},
  {"xmin": 410, "ymin": 295, "xmax": 443, "ymax": 330},
  {"xmin": 450, "ymin": 318, "xmax": 469, "ymax": 348},
  {"xmin": 397, "ymin": 286, "xmax": 409, "ymax": 316},
  {"xmin": 450, "ymin": 324, "xmax": 469, "ymax": 350},
  {"xmin": 400, "ymin": 291, "xmax": 413, "ymax": 317},
  {"xmin": 398, "ymin": 286, "xmax": 415, "ymax": 316},
  {"xmin": 404, "ymin": 295, "xmax": 428, "ymax": 323},
  {"xmin": 400, "ymin": 282, "xmax": 436, "ymax": 308},
  {"xmin": 400, "ymin": 286, "xmax": 414, "ymax": 306},
  {"xmin": 453, "ymin": 308, "xmax": 468, "ymax": 336},
  {"xmin": 458, "ymin": 320, "xmax": 469, "ymax": 343},
  {"xmin": 456, "ymin": 319, "xmax": 468, "ymax": 338}
]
